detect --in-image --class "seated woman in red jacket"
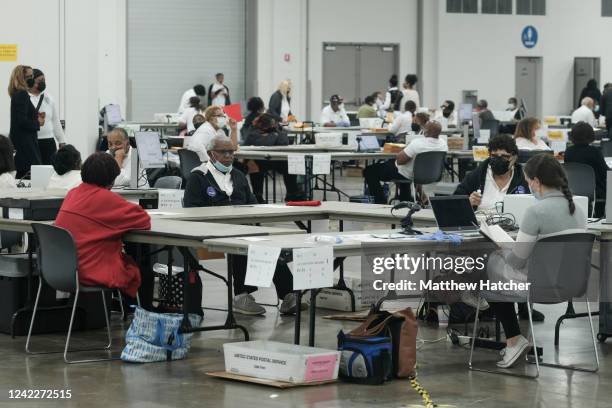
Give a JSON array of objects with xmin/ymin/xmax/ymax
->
[{"xmin": 55, "ymin": 152, "xmax": 151, "ymax": 297}]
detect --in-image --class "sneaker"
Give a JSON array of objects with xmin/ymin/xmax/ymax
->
[
  {"xmin": 460, "ymin": 291, "xmax": 490, "ymax": 311},
  {"xmin": 233, "ymin": 293, "xmax": 265, "ymax": 316},
  {"xmin": 497, "ymin": 335, "xmax": 530, "ymax": 368},
  {"xmin": 279, "ymin": 293, "xmax": 307, "ymax": 315}
]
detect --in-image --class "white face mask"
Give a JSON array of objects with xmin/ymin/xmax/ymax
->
[
  {"xmin": 508, "ymin": 104, "xmax": 516, "ymax": 110},
  {"xmin": 10, "ymin": 171, "xmax": 16, "ymax": 178},
  {"xmin": 216, "ymin": 116, "xmax": 228, "ymax": 128}
]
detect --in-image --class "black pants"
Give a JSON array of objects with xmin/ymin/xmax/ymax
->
[
  {"xmin": 363, "ymin": 159, "xmax": 413, "ymax": 204},
  {"xmin": 490, "ymin": 302, "xmax": 521, "ymax": 339},
  {"xmin": 38, "ymin": 138, "xmax": 58, "ymax": 166},
  {"xmin": 231, "ymin": 255, "xmax": 293, "ymax": 299},
  {"xmin": 250, "ymin": 161, "xmax": 300, "ymax": 201}
]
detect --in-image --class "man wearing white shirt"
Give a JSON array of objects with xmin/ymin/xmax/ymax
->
[
  {"xmin": 396, "ymin": 121, "xmax": 448, "ymax": 180},
  {"xmin": 106, "ymin": 128, "xmax": 148, "ymax": 187},
  {"xmin": 208, "ymin": 73, "xmax": 231, "ymax": 106},
  {"xmin": 571, "ymin": 97, "xmax": 597, "ymax": 127},
  {"xmin": 388, "ymin": 101, "xmax": 417, "ymax": 136},
  {"xmin": 320, "ymin": 95, "xmax": 350, "ymax": 127},
  {"xmin": 177, "ymin": 84, "xmax": 206, "ymax": 114},
  {"xmin": 185, "ymin": 106, "xmax": 238, "ymax": 162},
  {"xmin": 29, "ymin": 69, "xmax": 65, "ymax": 165}
]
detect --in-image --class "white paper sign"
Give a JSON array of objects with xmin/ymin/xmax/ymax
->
[
  {"xmin": 477, "ymin": 129, "xmax": 490, "ymax": 144},
  {"xmin": 288, "ymin": 154, "xmax": 306, "ymax": 175},
  {"xmin": 312, "ymin": 154, "xmax": 332, "ymax": 175},
  {"xmin": 8, "ymin": 208, "xmax": 24, "ymax": 220},
  {"xmin": 245, "ymin": 245, "xmax": 282, "ymax": 287},
  {"xmin": 157, "ymin": 189, "xmax": 184, "ymax": 209},
  {"xmin": 292, "ymin": 246, "xmax": 333, "ymax": 290},
  {"xmin": 551, "ymin": 141, "xmax": 567, "ymax": 154}
]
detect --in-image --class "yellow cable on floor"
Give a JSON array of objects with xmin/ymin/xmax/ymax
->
[{"xmin": 409, "ymin": 376, "xmax": 436, "ymax": 408}]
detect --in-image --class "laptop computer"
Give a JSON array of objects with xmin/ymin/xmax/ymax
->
[{"xmin": 430, "ymin": 196, "xmax": 480, "ymax": 235}]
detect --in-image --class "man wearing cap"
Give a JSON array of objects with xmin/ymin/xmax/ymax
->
[{"xmin": 320, "ymin": 95, "xmax": 350, "ymax": 127}]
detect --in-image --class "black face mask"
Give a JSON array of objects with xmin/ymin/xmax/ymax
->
[
  {"xmin": 490, "ymin": 156, "xmax": 511, "ymax": 176},
  {"xmin": 26, "ymin": 78, "xmax": 35, "ymax": 88},
  {"xmin": 37, "ymin": 81, "xmax": 46, "ymax": 92}
]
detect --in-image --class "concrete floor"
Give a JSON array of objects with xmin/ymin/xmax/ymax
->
[{"xmin": 1, "ymin": 172, "xmax": 610, "ymax": 407}]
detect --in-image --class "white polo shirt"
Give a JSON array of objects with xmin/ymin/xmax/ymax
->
[
  {"xmin": 571, "ymin": 105, "xmax": 596, "ymax": 127},
  {"xmin": 388, "ymin": 111, "xmax": 413, "ymax": 135},
  {"xmin": 397, "ymin": 137, "xmax": 448, "ymax": 179}
]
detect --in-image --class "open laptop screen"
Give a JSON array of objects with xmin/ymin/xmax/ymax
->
[{"xmin": 430, "ymin": 196, "xmax": 478, "ymax": 231}]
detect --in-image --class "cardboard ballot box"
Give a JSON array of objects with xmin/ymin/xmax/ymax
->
[{"xmin": 224, "ymin": 340, "xmax": 340, "ymax": 384}]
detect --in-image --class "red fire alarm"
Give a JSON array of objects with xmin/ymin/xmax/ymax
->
[{"xmin": 284, "ymin": 53, "xmax": 291, "ymax": 62}]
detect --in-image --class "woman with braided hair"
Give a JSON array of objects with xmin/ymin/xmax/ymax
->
[{"xmin": 485, "ymin": 153, "xmax": 586, "ymax": 369}]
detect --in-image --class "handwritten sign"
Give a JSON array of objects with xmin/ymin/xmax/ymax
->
[
  {"xmin": 312, "ymin": 154, "xmax": 332, "ymax": 175},
  {"xmin": 292, "ymin": 246, "xmax": 333, "ymax": 290},
  {"xmin": 157, "ymin": 189, "xmax": 183, "ymax": 209},
  {"xmin": 288, "ymin": 154, "xmax": 306, "ymax": 175},
  {"xmin": 245, "ymin": 245, "xmax": 281, "ymax": 287}
]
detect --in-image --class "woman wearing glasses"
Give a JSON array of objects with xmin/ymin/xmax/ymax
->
[{"xmin": 185, "ymin": 105, "xmax": 237, "ymax": 162}]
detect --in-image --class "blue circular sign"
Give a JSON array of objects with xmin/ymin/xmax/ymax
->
[{"xmin": 521, "ymin": 26, "xmax": 538, "ymax": 49}]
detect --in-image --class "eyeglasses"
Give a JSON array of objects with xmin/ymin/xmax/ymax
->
[{"xmin": 212, "ymin": 150, "xmax": 235, "ymax": 157}]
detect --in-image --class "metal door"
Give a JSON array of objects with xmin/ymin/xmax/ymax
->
[
  {"xmin": 322, "ymin": 44, "xmax": 358, "ymax": 107},
  {"xmin": 574, "ymin": 57, "xmax": 601, "ymax": 107},
  {"xmin": 515, "ymin": 57, "xmax": 543, "ymax": 118},
  {"xmin": 358, "ymin": 45, "xmax": 397, "ymax": 106}
]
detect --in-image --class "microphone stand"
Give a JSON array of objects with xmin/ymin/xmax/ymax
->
[{"xmin": 399, "ymin": 207, "xmax": 423, "ymax": 236}]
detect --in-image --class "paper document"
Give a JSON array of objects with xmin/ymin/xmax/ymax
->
[
  {"xmin": 478, "ymin": 129, "xmax": 491, "ymax": 144},
  {"xmin": 312, "ymin": 154, "xmax": 332, "ymax": 175},
  {"xmin": 245, "ymin": 245, "xmax": 282, "ymax": 287},
  {"xmin": 292, "ymin": 246, "xmax": 333, "ymax": 290},
  {"xmin": 288, "ymin": 154, "xmax": 306, "ymax": 175},
  {"xmin": 551, "ymin": 141, "xmax": 567, "ymax": 154},
  {"xmin": 480, "ymin": 223, "xmax": 514, "ymax": 249},
  {"xmin": 8, "ymin": 208, "xmax": 24, "ymax": 220},
  {"xmin": 157, "ymin": 189, "xmax": 184, "ymax": 209}
]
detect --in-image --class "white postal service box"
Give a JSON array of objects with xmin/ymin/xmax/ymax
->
[
  {"xmin": 315, "ymin": 132, "xmax": 343, "ymax": 148},
  {"xmin": 224, "ymin": 340, "xmax": 340, "ymax": 384}
]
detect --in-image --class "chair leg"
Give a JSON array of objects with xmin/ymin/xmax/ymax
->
[
  {"xmin": 64, "ymin": 289, "xmax": 119, "ymax": 364},
  {"xmin": 526, "ymin": 300, "xmax": 540, "ymax": 378},
  {"xmin": 469, "ymin": 298, "xmax": 539, "ymax": 379},
  {"xmin": 117, "ymin": 291, "xmax": 125, "ymax": 321},
  {"xmin": 25, "ymin": 280, "xmax": 43, "ymax": 353},
  {"xmin": 467, "ymin": 296, "xmax": 481, "ymax": 370},
  {"xmin": 539, "ymin": 297, "xmax": 599, "ymax": 373},
  {"xmin": 102, "ymin": 292, "xmax": 112, "ymax": 349}
]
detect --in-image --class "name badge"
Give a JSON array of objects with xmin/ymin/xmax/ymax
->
[{"xmin": 206, "ymin": 186, "xmax": 217, "ymax": 197}]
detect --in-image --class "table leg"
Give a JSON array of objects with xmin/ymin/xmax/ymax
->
[
  {"xmin": 599, "ymin": 238, "xmax": 611, "ymax": 341},
  {"xmin": 294, "ymin": 290, "xmax": 302, "ymax": 345},
  {"xmin": 308, "ymin": 289, "xmax": 318, "ymax": 347}
]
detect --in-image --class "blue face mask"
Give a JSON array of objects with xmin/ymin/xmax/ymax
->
[
  {"xmin": 212, "ymin": 159, "xmax": 232, "ymax": 174},
  {"xmin": 529, "ymin": 182, "xmax": 542, "ymax": 200}
]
